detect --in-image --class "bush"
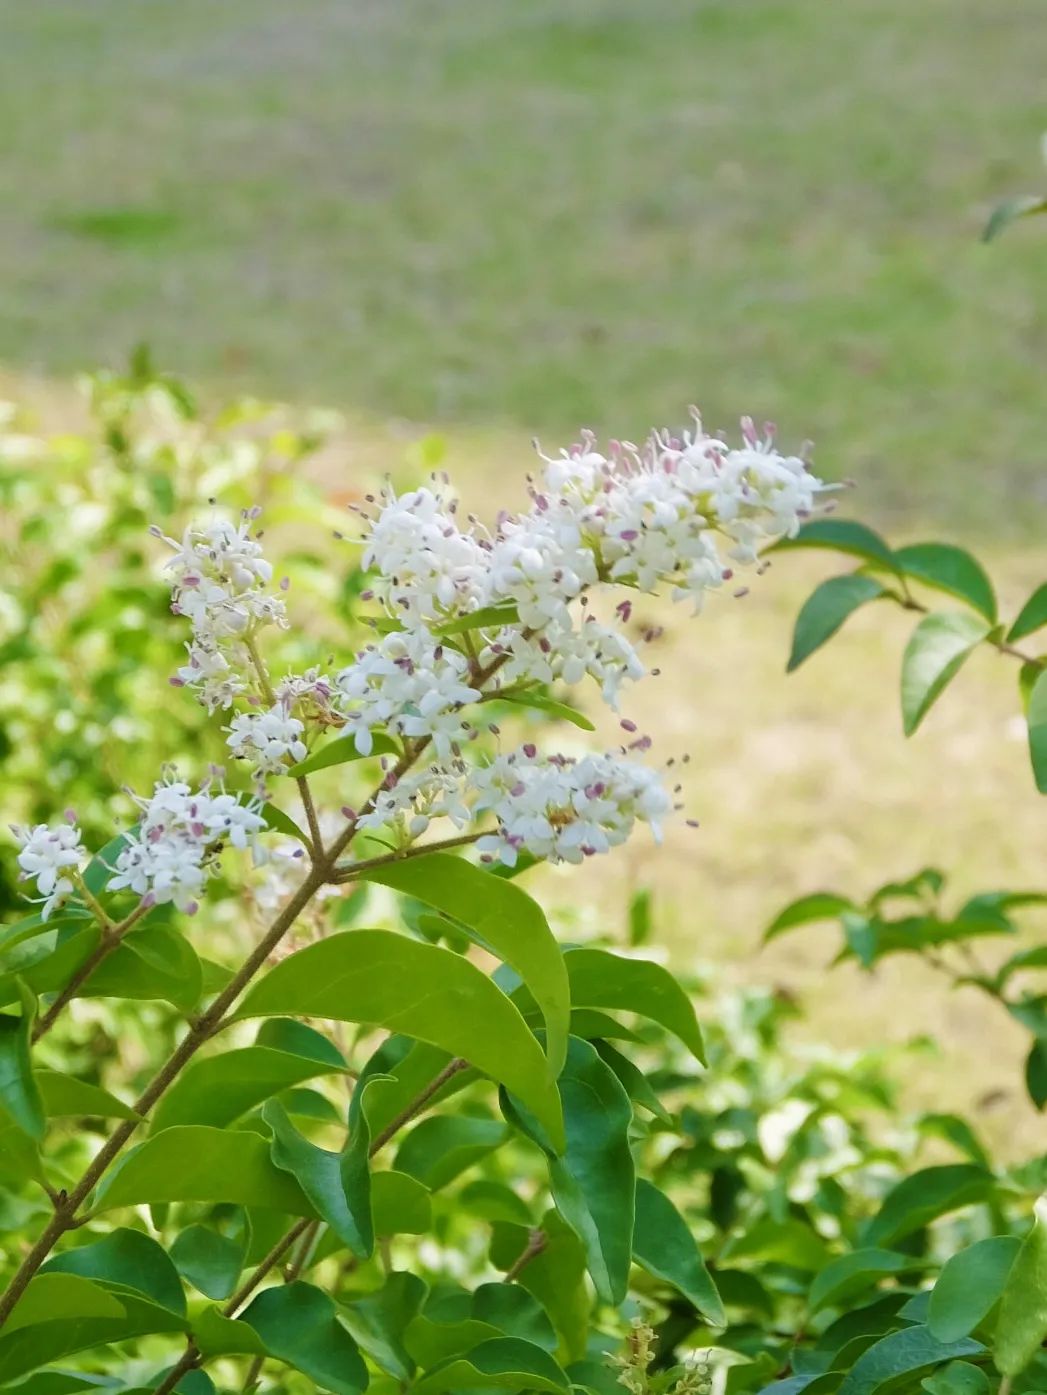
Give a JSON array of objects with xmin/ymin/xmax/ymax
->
[{"xmin": 1, "ymin": 373, "xmax": 1045, "ymax": 1395}]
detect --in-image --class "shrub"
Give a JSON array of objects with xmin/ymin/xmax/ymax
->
[{"xmin": 0, "ymin": 379, "xmax": 1045, "ymax": 1395}]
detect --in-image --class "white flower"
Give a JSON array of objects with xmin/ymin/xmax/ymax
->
[
  {"xmin": 361, "ymin": 484, "xmax": 487, "ymax": 622},
  {"xmin": 11, "ymin": 822, "xmax": 85, "ymax": 919},
  {"xmin": 109, "ymin": 776, "xmax": 267, "ymax": 912},
  {"xmin": 490, "ymin": 618, "xmax": 644, "ymax": 709},
  {"xmin": 154, "ymin": 515, "xmax": 287, "ymax": 705},
  {"xmin": 472, "ymin": 747, "xmax": 671, "ymax": 866},
  {"xmin": 334, "ymin": 628, "xmax": 481, "ymax": 760},
  {"xmin": 354, "ymin": 761, "xmax": 472, "ymax": 840},
  {"xmin": 227, "ymin": 706, "xmax": 308, "ymax": 774}
]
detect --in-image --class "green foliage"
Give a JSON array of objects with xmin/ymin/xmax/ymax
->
[{"xmin": 1, "ymin": 369, "xmax": 1046, "ymax": 1395}]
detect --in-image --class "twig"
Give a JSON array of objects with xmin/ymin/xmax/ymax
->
[{"xmin": 504, "ymin": 1228, "xmax": 547, "ymax": 1282}]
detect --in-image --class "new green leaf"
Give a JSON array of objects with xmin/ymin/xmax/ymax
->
[{"xmin": 900, "ymin": 612, "xmax": 990, "ymax": 736}]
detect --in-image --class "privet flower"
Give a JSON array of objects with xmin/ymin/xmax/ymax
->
[
  {"xmin": 10, "ymin": 821, "xmax": 86, "ymax": 919},
  {"xmin": 227, "ymin": 706, "xmax": 308, "ymax": 774},
  {"xmin": 109, "ymin": 777, "xmax": 266, "ymax": 913},
  {"xmin": 333, "ymin": 629, "xmax": 481, "ymax": 759},
  {"xmin": 472, "ymin": 747, "xmax": 672, "ymax": 866},
  {"xmin": 155, "ymin": 515, "xmax": 288, "ymax": 711},
  {"xmin": 141, "ymin": 408, "xmax": 826, "ymax": 879}
]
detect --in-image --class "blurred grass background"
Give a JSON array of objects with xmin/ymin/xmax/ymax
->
[{"xmin": 2, "ymin": 0, "xmax": 1046, "ymax": 1139}]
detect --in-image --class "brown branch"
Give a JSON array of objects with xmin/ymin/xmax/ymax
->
[
  {"xmin": 504, "ymin": 1228, "xmax": 547, "ymax": 1282},
  {"xmin": 331, "ymin": 831, "xmax": 485, "ymax": 883}
]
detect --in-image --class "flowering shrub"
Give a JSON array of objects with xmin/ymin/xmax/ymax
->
[
  {"xmin": 1, "ymin": 386, "xmax": 1046, "ymax": 1395},
  {"xmin": 0, "ymin": 354, "xmax": 348, "ymax": 911}
]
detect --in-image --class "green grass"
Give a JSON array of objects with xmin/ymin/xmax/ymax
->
[{"xmin": 1, "ymin": 0, "xmax": 1045, "ymax": 530}]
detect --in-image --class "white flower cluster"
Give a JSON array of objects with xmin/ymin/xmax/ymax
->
[
  {"xmin": 334, "ymin": 630, "xmax": 480, "ymax": 760},
  {"xmin": 472, "ymin": 746, "xmax": 672, "ymax": 866},
  {"xmin": 11, "ymin": 821, "xmax": 86, "ymax": 919},
  {"xmin": 155, "ymin": 516, "xmax": 287, "ymax": 712},
  {"xmin": 145, "ymin": 408, "xmax": 823, "ymax": 880},
  {"xmin": 109, "ymin": 777, "xmax": 266, "ymax": 913},
  {"xmin": 342, "ymin": 415, "xmax": 825, "ymax": 736},
  {"xmin": 227, "ymin": 706, "xmax": 308, "ymax": 774}
]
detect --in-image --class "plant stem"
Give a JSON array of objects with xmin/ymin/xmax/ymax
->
[
  {"xmin": 367, "ymin": 1057, "xmax": 470, "ymax": 1156},
  {"xmin": 32, "ymin": 902, "xmax": 149, "ymax": 1042},
  {"xmin": 0, "ymin": 867, "xmax": 324, "ymax": 1330},
  {"xmin": 331, "ymin": 831, "xmax": 485, "ymax": 882},
  {"xmin": 155, "ymin": 1056, "xmax": 466, "ymax": 1393},
  {"xmin": 0, "ymin": 646, "xmax": 510, "ymax": 1333},
  {"xmin": 503, "ymin": 1227, "xmax": 547, "ymax": 1282}
]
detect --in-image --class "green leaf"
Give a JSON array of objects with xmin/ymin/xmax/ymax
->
[
  {"xmin": 256, "ymin": 1017, "xmax": 346, "ymax": 1066},
  {"xmin": 150, "ymin": 1045, "xmax": 344, "ymax": 1133},
  {"xmin": 490, "ymin": 1212, "xmax": 588, "ymax": 1361},
  {"xmin": 861, "ymin": 1165, "xmax": 993, "ymax": 1247},
  {"xmin": 82, "ymin": 924, "xmax": 203, "ymax": 1014},
  {"xmin": 261, "ymin": 802, "xmax": 310, "ymax": 845},
  {"xmin": 459, "ymin": 1180, "xmax": 533, "ymax": 1227},
  {"xmin": 41, "ymin": 1227, "xmax": 186, "ymax": 1317},
  {"xmin": 1025, "ymin": 668, "xmax": 1047, "ymax": 794},
  {"xmin": 995, "ymin": 1197, "xmax": 1047, "ymax": 1376},
  {"xmin": 192, "ymin": 1304, "xmax": 268, "ymax": 1358},
  {"xmin": 81, "ymin": 830, "xmax": 136, "ymax": 896},
  {"xmin": 412, "ymin": 1337, "xmax": 570, "ymax": 1395},
  {"xmin": 562, "ymin": 947, "xmax": 704, "ymax": 1062},
  {"xmin": 354, "ymin": 1038, "xmax": 471, "ymax": 1142},
  {"xmin": 0, "ymin": 1114, "xmax": 44, "ymax": 1186},
  {"xmin": 788, "ymin": 574, "xmax": 885, "ymax": 671},
  {"xmin": 360, "ymin": 854, "xmax": 570, "ymax": 1078},
  {"xmin": 495, "ymin": 691, "xmax": 596, "ymax": 731},
  {"xmin": 928, "ymin": 1235, "xmax": 1021, "ymax": 1342},
  {"xmin": 236, "ymin": 929, "xmax": 564, "ymax": 1149},
  {"xmin": 921, "ymin": 1361, "xmax": 990, "ymax": 1395},
  {"xmin": 722, "ymin": 1217, "xmax": 830, "ymax": 1271},
  {"xmin": 5, "ymin": 1274, "xmax": 127, "ymax": 1332},
  {"xmin": 593, "ymin": 1040, "xmax": 672, "ymax": 1123},
  {"xmin": 405, "ymin": 1315, "xmax": 500, "ymax": 1368},
  {"xmin": 633, "ymin": 1178, "xmax": 725, "ymax": 1325},
  {"xmin": 394, "ymin": 1114, "xmax": 508, "ymax": 1192},
  {"xmin": 1, "ymin": 1374, "xmax": 125, "ymax": 1393},
  {"xmin": 36, "ymin": 1070, "xmax": 140, "ymax": 1122},
  {"xmin": 94, "ymin": 1125, "xmax": 312, "ymax": 1214},
  {"xmin": 773, "ymin": 519, "xmax": 897, "ymax": 568},
  {"xmin": 472, "ymin": 1282, "xmax": 557, "ymax": 1349},
  {"xmin": 434, "ymin": 603, "xmax": 520, "ymax": 636},
  {"xmin": 0, "ymin": 982, "xmax": 44, "ymax": 1139},
  {"xmin": 263, "ymin": 1099, "xmax": 372, "ymax": 1257},
  {"xmin": 837, "ymin": 1326, "xmax": 984, "ymax": 1395},
  {"xmin": 1009, "ymin": 583, "xmax": 1047, "ymax": 642},
  {"xmin": 341, "ymin": 1271, "xmax": 427, "ymax": 1381},
  {"xmin": 765, "ymin": 893, "xmax": 854, "ymax": 942},
  {"xmin": 287, "ymin": 731, "xmax": 400, "ymax": 776},
  {"xmin": 809, "ymin": 1249, "xmax": 913, "ymax": 1314},
  {"xmin": 900, "ymin": 612, "xmax": 990, "ymax": 736},
  {"xmin": 1027, "ymin": 1041, "xmax": 1047, "ymax": 1110},
  {"xmin": 170, "ymin": 1224, "xmax": 245, "ymax": 1301},
  {"xmin": 507, "ymin": 1036, "xmax": 635, "ymax": 1304},
  {"xmin": 239, "ymin": 1281, "xmax": 368, "ymax": 1395},
  {"xmin": 893, "ymin": 544, "xmax": 997, "ymax": 623},
  {"xmin": 983, "ymin": 194, "xmax": 1047, "ymax": 243},
  {"xmin": 372, "ymin": 1170, "xmax": 433, "ymax": 1235},
  {"xmin": 0, "ymin": 1294, "xmax": 185, "ymax": 1385}
]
